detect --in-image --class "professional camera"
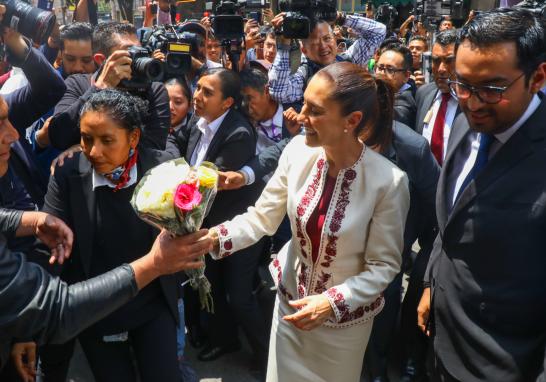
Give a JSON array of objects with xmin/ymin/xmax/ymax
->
[
  {"xmin": 413, "ymin": 0, "xmax": 466, "ymax": 30},
  {"xmin": 119, "ymin": 46, "xmax": 164, "ymax": 92},
  {"xmin": 212, "ymin": 0, "xmax": 245, "ymax": 41},
  {"xmin": 1, "ymin": 0, "xmax": 56, "ymax": 44},
  {"xmin": 375, "ymin": 2, "xmax": 398, "ymax": 34},
  {"xmin": 515, "ymin": 0, "xmax": 546, "ymax": 18},
  {"xmin": 143, "ymin": 25, "xmax": 194, "ymax": 79},
  {"xmin": 278, "ymin": 0, "xmax": 337, "ymax": 39}
]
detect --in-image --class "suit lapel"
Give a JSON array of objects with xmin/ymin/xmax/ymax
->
[
  {"xmin": 205, "ymin": 110, "xmax": 235, "ymax": 161},
  {"xmin": 446, "ymin": 100, "xmax": 546, "ymax": 228},
  {"xmin": 417, "ymin": 85, "xmax": 438, "ymax": 134},
  {"xmin": 436, "ymin": 118, "xmax": 470, "ymax": 230},
  {"xmin": 69, "ymin": 155, "xmax": 95, "ymax": 277},
  {"xmin": 186, "ymin": 125, "xmax": 202, "ymax": 162}
]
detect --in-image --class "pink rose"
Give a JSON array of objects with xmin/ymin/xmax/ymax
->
[{"xmin": 174, "ymin": 183, "xmax": 203, "ymax": 212}]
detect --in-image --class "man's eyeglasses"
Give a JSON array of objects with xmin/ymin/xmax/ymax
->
[
  {"xmin": 375, "ymin": 65, "xmax": 407, "ymax": 76},
  {"xmin": 448, "ymin": 72, "xmax": 525, "ymax": 104}
]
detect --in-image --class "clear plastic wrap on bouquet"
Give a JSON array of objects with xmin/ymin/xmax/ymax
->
[{"xmin": 131, "ymin": 158, "xmax": 218, "ymax": 312}]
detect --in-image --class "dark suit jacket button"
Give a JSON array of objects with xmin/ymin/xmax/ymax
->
[{"xmin": 479, "ymin": 302, "xmax": 486, "ymax": 312}]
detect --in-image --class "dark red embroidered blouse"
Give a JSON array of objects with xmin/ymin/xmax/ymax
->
[{"xmin": 306, "ymin": 175, "xmax": 337, "ymax": 263}]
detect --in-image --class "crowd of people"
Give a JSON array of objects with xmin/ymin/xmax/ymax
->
[{"xmin": 0, "ymin": 2, "xmax": 545, "ymax": 382}]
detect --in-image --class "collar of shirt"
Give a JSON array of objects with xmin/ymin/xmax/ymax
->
[
  {"xmin": 92, "ymin": 165, "xmax": 138, "ymax": 191},
  {"xmin": 171, "ymin": 115, "xmax": 188, "ymax": 133},
  {"xmin": 398, "ymin": 82, "xmax": 412, "ymax": 94},
  {"xmin": 434, "ymin": 89, "xmax": 456, "ymax": 104},
  {"xmin": 196, "ymin": 110, "xmax": 229, "ymax": 137},
  {"xmin": 494, "ymin": 94, "xmax": 541, "ymax": 144},
  {"xmin": 260, "ymin": 104, "xmax": 283, "ymax": 128}
]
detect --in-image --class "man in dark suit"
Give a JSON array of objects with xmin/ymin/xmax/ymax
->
[
  {"xmin": 415, "ymin": 30, "xmax": 460, "ymax": 166},
  {"xmin": 375, "ymin": 44, "xmax": 417, "ymax": 130},
  {"xmin": 48, "ymin": 22, "xmax": 170, "ymax": 151},
  {"xmin": 166, "ymin": 68, "xmax": 269, "ymax": 370},
  {"xmin": 418, "ymin": 9, "xmax": 546, "ymax": 381},
  {"xmin": 365, "ymin": 121, "xmax": 439, "ymax": 382}
]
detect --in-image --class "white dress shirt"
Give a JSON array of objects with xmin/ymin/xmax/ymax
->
[
  {"xmin": 422, "ymin": 91, "xmax": 459, "ymax": 162},
  {"xmin": 190, "ymin": 110, "xmax": 229, "ymax": 166},
  {"xmin": 92, "ymin": 165, "xmax": 138, "ymax": 190},
  {"xmin": 449, "ymin": 94, "xmax": 541, "ymax": 207}
]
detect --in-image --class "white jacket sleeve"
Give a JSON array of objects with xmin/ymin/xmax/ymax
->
[{"xmin": 210, "ymin": 139, "xmax": 292, "ymax": 259}]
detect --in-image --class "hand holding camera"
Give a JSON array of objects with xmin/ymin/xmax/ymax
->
[
  {"xmin": 95, "ymin": 50, "xmax": 133, "ymax": 89},
  {"xmin": 0, "ymin": 4, "xmax": 27, "ymax": 58}
]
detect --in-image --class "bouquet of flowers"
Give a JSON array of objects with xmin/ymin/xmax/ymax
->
[{"xmin": 131, "ymin": 158, "xmax": 218, "ymax": 312}]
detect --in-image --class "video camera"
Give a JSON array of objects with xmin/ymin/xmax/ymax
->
[
  {"xmin": 375, "ymin": 2, "xmax": 398, "ymax": 34},
  {"xmin": 412, "ymin": 0, "xmax": 466, "ymax": 30},
  {"xmin": 119, "ymin": 46, "xmax": 164, "ymax": 92},
  {"xmin": 278, "ymin": 0, "xmax": 337, "ymax": 39},
  {"xmin": 142, "ymin": 25, "xmax": 195, "ymax": 79},
  {"xmin": 1, "ymin": 0, "xmax": 56, "ymax": 44},
  {"xmin": 515, "ymin": 0, "xmax": 546, "ymax": 19}
]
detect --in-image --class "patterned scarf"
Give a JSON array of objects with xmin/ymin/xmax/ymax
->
[{"xmin": 102, "ymin": 148, "xmax": 139, "ymax": 192}]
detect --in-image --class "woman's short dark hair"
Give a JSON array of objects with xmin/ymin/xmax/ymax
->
[
  {"xmin": 164, "ymin": 77, "xmax": 192, "ymax": 102},
  {"xmin": 81, "ymin": 89, "xmax": 149, "ymax": 132},
  {"xmin": 316, "ymin": 62, "xmax": 394, "ymax": 151},
  {"xmin": 457, "ymin": 8, "xmax": 546, "ymax": 84},
  {"xmin": 201, "ymin": 68, "xmax": 242, "ymax": 108}
]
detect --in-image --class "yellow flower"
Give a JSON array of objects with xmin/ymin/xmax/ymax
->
[{"xmin": 197, "ymin": 166, "xmax": 218, "ymax": 189}]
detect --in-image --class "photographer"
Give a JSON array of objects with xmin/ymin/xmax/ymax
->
[
  {"xmin": 268, "ymin": 11, "xmax": 386, "ymax": 104},
  {"xmin": 48, "ymin": 22, "xmax": 170, "ymax": 151}
]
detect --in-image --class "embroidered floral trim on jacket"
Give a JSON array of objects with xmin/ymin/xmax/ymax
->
[
  {"xmin": 211, "ymin": 223, "xmax": 232, "ymax": 259},
  {"xmin": 295, "ymin": 158, "xmax": 325, "ymax": 259},
  {"xmin": 324, "ymin": 287, "xmax": 384, "ymax": 325}
]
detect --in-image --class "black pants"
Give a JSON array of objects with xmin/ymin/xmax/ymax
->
[
  {"xmin": 365, "ymin": 270, "xmax": 403, "ymax": 378},
  {"xmin": 400, "ymin": 248, "xmax": 431, "ymax": 368},
  {"xmin": 79, "ymin": 304, "xmax": 178, "ymax": 382},
  {"xmin": 204, "ymin": 238, "xmax": 269, "ymax": 364}
]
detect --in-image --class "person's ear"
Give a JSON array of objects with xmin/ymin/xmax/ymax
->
[
  {"xmin": 300, "ymin": 41, "xmax": 307, "ymax": 56},
  {"xmin": 222, "ymin": 97, "xmax": 235, "ymax": 111},
  {"xmin": 345, "ymin": 111, "xmax": 363, "ymax": 134},
  {"xmin": 529, "ymin": 62, "xmax": 546, "ymax": 94},
  {"xmin": 129, "ymin": 129, "xmax": 141, "ymax": 148},
  {"xmin": 93, "ymin": 53, "xmax": 107, "ymax": 66}
]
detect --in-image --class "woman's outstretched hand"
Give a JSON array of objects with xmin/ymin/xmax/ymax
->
[{"xmin": 283, "ymin": 294, "xmax": 333, "ymax": 330}]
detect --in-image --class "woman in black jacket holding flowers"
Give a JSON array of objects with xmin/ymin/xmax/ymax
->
[{"xmin": 42, "ymin": 89, "xmax": 179, "ymax": 382}]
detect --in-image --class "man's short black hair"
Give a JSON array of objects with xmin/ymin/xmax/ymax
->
[
  {"xmin": 379, "ymin": 36, "xmax": 402, "ymax": 51},
  {"xmin": 434, "ymin": 29, "xmax": 457, "ymax": 47},
  {"xmin": 380, "ymin": 43, "xmax": 412, "ymax": 71},
  {"xmin": 92, "ymin": 22, "xmax": 137, "ymax": 55},
  {"xmin": 240, "ymin": 68, "xmax": 268, "ymax": 92},
  {"xmin": 60, "ymin": 22, "xmax": 93, "ymax": 51},
  {"xmin": 409, "ymin": 35, "xmax": 428, "ymax": 49},
  {"xmin": 457, "ymin": 8, "xmax": 546, "ymax": 84}
]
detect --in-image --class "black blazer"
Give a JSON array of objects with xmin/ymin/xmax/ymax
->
[
  {"xmin": 394, "ymin": 88, "xmax": 417, "ymax": 131},
  {"xmin": 384, "ymin": 121, "xmax": 439, "ymax": 261},
  {"xmin": 415, "ymin": 82, "xmax": 461, "ymax": 135},
  {"xmin": 426, "ymin": 99, "xmax": 546, "ymax": 381},
  {"xmin": 42, "ymin": 148, "xmax": 178, "ymax": 322},
  {"xmin": 49, "ymin": 74, "xmax": 170, "ymax": 151},
  {"xmin": 165, "ymin": 109, "xmax": 261, "ymax": 226}
]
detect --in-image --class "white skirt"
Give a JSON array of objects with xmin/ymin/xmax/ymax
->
[{"xmin": 266, "ymin": 296, "xmax": 374, "ymax": 382}]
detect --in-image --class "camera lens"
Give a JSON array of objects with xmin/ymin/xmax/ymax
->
[
  {"xmin": 3, "ymin": 0, "xmax": 56, "ymax": 44},
  {"xmin": 133, "ymin": 57, "xmax": 164, "ymax": 81}
]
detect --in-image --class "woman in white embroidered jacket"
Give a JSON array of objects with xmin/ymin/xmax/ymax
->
[{"xmin": 209, "ymin": 62, "xmax": 410, "ymax": 382}]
